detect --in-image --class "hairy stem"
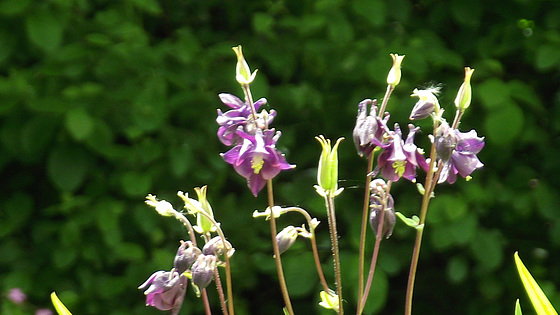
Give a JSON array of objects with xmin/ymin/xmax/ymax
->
[
  {"xmin": 357, "ymin": 154, "xmax": 375, "ymax": 311},
  {"xmin": 404, "ymin": 121, "xmax": 439, "ymax": 315},
  {"xmin": 325, "ymin": 195, "xmax": 343, "ymax": 314},
  {"xmin": 267, "ymin": 180, "xmax": 294, "ymax": 315}
]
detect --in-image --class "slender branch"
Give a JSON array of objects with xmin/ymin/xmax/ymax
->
[
  {"xmin": 325, "ymin": 195, "xmax": 343, "ymax": 314},
  {"xmin": 358, "ymin": 181, "xmax": 392, "ymax": 314},
  {"xmin": 357, "ymin": 153, "xmax": 374, "ymax": 310},
  {"xmin": 267, "ymin": 180, "xmax": 294, "ymax": 315},
  {"xmin": 404, "ymin": 121, "xmax": 439, "ymax": 315},
  {"xmin": 288, "ymin": 207, "xmax": 330, "ymax": 293}
]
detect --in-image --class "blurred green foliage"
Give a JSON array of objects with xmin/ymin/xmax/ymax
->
[{"xmin": 1, "ymin": 0, "xmax": 560, "ymax": 314}]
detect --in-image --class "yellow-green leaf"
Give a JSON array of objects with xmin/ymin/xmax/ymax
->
[{"xmin": 514, "ymin": 252, "xmax": 558, "ymax": 315}]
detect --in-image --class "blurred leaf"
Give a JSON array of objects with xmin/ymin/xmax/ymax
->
[
  {"xmin": 51, "ymin": 292, "xmax": 73, "ymax": 315},
  {"xmin": 65, "ymin": 107, "xmax": 95, "ymax": 141},
  {"xmin": 535, "ymin": 44, "xmax": 560, "ymax": 71},
  {"xmin": 0, "ymin": 0, "xmax": 30, "ymax": 16},
  {"xmin": 25, "ymin": 7, "xmax": 63, "ymax": 53},
  {"xmin": 47, "ymin": 145, "xmax": 89, "ymax": 192},
  {"xmin": 129, "ymin": 0, "xmax": 162, "ymax": 15},
  {"xmin": 446, "ymin": 255, "xmax": 469, "ymax": 284},
  {"xmin": 516, "ymin": 299, "xmax": 523, "ymax": 315},
  {"xmin": 283, "ymin": 252, "xmax": 317, "ymax": 297},
  {"xmin": 470, "ymin": 229, "xmax": 503, "ymax": 272},
  {"xmin": 484, "ymin": 103, "xmax": 524, "ymax": 146},
  {"xmin": 120, "ymin": 171, "xmax": 152, "ymax": 197}
]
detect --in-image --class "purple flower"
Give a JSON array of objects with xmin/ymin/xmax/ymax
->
[
  {"xmin": 216, "ymin": 93, "xmax": 275, "ymax": 146},
  {"xmin": 35, "ymin": 309, "xmax": 54, "ymax": 315},
  {"xmin": 375, "ymin": 124, "xmax": 428, "ymax": 182},
  {"xmin": 436, "ymin": 122, "xmax": 485, "ymax": 184},
  {"xmin": 221, "ymin": 128, "xmax": 295, "ymax": 196},
  {"xmin": 191, "ymin": 255, "xmax": 217, "ymax": 290},
  {"xmin": 174, "ymin": 241, "xmax": 201, "ymax": 274},
  {"xmin": 8, "ymin": 288, "xmax": 26, "ymax": 304},
  {"xmin": 138, "ymin": 270, "xmax": 188, "ymax": 314},
  {"xmin": 352, "ymin": 99, "xmax": 391, "ymax": 157}
]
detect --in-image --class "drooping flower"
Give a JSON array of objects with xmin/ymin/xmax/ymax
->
[
  {"xmin": 174, "ymin": 241, "xmax": 201, "ymax": 274},
  {"xmin": 221, "ymin": 128, "xmax": 295, "ymax": 196},
  {"xmin": 138, "ymin": 270, "xmax": 188, "ymax": 314},
  {"xmin": 202, "ymin": 236, "xmax": 235, "ymax": 259},
  {"xmin": 276, "ymin": 225, "xmax": 298, "ymax": 255},
  {"xmin": 436, "ymin": 122, "xmax": 485, "ymax": 184},
  {"xmin": 369, "ymin": 179, "xmax": 396, "ymax": 239},
  {"xmin": 409, "ymin": 87, "xmax": 441, "ymax": 120},
  {"xmin": 216, "ymin": 93, "xmax": 274, "ymax": 146},
  {"xmin": 375, "ymin": 124, "xmax": 428, "ymax": 182},
  {"xmin": 352, "ymin": 99, "xmax": 391, "ymax": 157},
  {"xmin": 191, "ymin": 255, "xmax": 217, "ymax": 290}
]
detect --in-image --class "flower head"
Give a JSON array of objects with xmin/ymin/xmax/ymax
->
[
  {"xmin": 174, "ymin": 241, "xmax": 201, "ymax": 274},
  {"xmin": 202, "ymin": 236, "xmax": 235, "ymax": 259},
  {"xmin": 191, "ymin": 255, "xmax": 217, "ymax": 290},
  {"xmin": 8, "ymin": 288, "xmax": 26, "ymax": 304},
  {"xmin": 352, "ymin": 99, "xmax": 391, "ymax": 157},
  {"xmin": 216, "ymin": 93, "xmax": 274, "ymax": 146},
  {"xmin": 410, "ymin": 87, "xmax": 441, "ymax": 120},
  {"xmin": 221, "ymin": 128, "xmax": 295, "ymax": 196},
  {"xmin": 138, "ymin": 270, "xmax": 188, "ymax": 313},
  {"xmin": 376, "ymin": 124, "xmax": 428, "ymax": 182},
  {"xmin": 436, "ymin": 122, "xmax": 485, "ymax": 184}
]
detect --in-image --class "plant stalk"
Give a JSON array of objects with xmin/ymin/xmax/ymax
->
[{"xmin": 325, "ymin": 194, "xmax": 343, "ymax": 314}]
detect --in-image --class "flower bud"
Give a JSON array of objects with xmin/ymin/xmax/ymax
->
[
  {"xmin": 138, "ymin": 270, "xmax": 188, "ymax": 312},
  {"xmin": 369, "ymin": 192, "xmax": 396, "ymax": 239},
  {"xmin": 232, "ymin": 45, "xmax": 258, "ymax": 85},
  {"xmin": 387, "ymin": 54, "xmax": 405, "ymax": 87},
  {"xmin": 410, "ymin": 87, "xmax": 440, "ymax": 120},
  {"xmin": 202, "ymin": 236, "xmax": 235, "ymax": 259},
  {"xmin": 145, "ymin": 194, "xmax": 175, "ymax": 217},
  {"xmin": 276, "ymin": 225, "xmax": 298, "ymax": 255},
  {"xmin": 191, "ymin": 255, "xmax": 217, "ymax": 290},
  {"xmin": 318, "ymin": 290, "xmax": 339, "ymax": 312},
  {"xmin": 435, "ymin": 122, "xmax": 455, "ymax": 162},
  {"xmin": 315, "ymin": 135, "xmax": 344, "ymax": 197},
  {"xmin": 174, "ymin": 241, "xmax": 201, "ymax": 274},
  {"xmin": 454, "ymin": 67, "xmax": 475, "ymax": 111}
]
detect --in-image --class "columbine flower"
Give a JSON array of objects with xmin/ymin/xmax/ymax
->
[
  {"xmin": 315, "ymin": 135, "xmax": 344, "ymax": 197},
  {"xmin": 387, "ymin": 53, "xmax": 405, "ymax": 87},
  {"xmin": 138, "ymin": 270, "xmax": 188, "ymax": 314},
  {"xmin": 202, "ymin": 236, "xmax": 235, "ymax": 259},
  {"xmin": 352, "ymin": 99, "xmax": 391, "ymax": 157},
  {"xmin": 221, "ymin": 128, "xmax": 295, "ymax": 196},
  {"xmin": 232, "ymin": 45, "xmax": 258, "ymax": 85},
  {"xmin": 276, "ymin": 225, "xmax": 298, "ymax": 255},
  {"xmin": 174, "ymin": 241, "xmax": 201, "ymax": 274},
  {"xmin": 216, "ymin": 93, "xmax": 274, "ymax": 146},
  {"xmin": 410, "ymin": 87, "xmax": 441, "ymax": 120},
  {"xmin": 436, "ymin": 122, "xmax": 485, "ymax": 184},
  {"xmin": 454, "ymin": 67, "xmax": 475, "ymax": 111},
  {"xmin": 376, "ymin": 124, "xmax": 428, "ymax": 182},
  {"xmin": 369, "ymin": 179, "xmax": 396, "ymax": 239},
  {"xmin": 178, "ymin": 186, "xmax": 216, "ymax": 234},
  {"xmin": 191, "ymin": 255, "xmax": 217, "ymax": 290}
]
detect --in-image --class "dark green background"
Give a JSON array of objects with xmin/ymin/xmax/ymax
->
[{"xmin": 1, "ymin": 0, "xmax": 559, "ymax": 314}]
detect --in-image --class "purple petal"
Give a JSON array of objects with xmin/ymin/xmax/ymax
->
[{"xmin": 219, "ymin": 93, "xmax": 245, "ymax": 109}]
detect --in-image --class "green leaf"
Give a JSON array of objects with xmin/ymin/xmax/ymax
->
[
  {"xmin": 25, "ymin": 7, "xmax": 63, "ymax": 53},
  {"xmin": 51, "ymin": 292, "xmax": 73, "ymax": 315},
  {"xmin": 65, "ymin": 107, "xmax": 95, "ymax": 141},
  {"xmin": 396, "ymin": 212, "xmax": 423, "ymax": 230},
  {"xmin": 47, "ymin": 146, "xmax": 88, "ymax": 192},
  {"xmin": 515, "ymin": 252, "xmax": 559, "ymax": 315}
]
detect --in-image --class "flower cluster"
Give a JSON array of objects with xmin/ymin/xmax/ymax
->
[{"xmin": 217, "ymin": 46, "xmax": 295, "ymax": 196}]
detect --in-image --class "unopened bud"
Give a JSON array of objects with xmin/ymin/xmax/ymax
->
[
  {"xmin": 174, "ymin": 241, "xmax": 201, "ymax": 274},
  {"xmin": 191, "ymin": 255, "xmax": 216, "ymax": 290},
  {"xmin": 387, "ymin": 54, "xmax": 405, "ymax": 87},
  {"xmin": 315, "ymin": 135, "xmax": 344, "ymax": 197},
  {"xmin": 202, "ymin": 236, "xmax": 235, "ymax": 259},
  {"xmin": 410, "ymin": 87, "xmax": 440, "ymax": 120},
  {"xmin": 232, "ymin": 45, "xmax": 258, "ymax": 85},
  {"xmin": 455, "ymin": 67, "xmax": 475, "ymax": 111},
  {"xmin": 369, "ymin": 194, "xmax": 396, "ymax": 239},
  {"xmin": 276, "ymin": 226, "xmax": 298, "ymax": 255}
]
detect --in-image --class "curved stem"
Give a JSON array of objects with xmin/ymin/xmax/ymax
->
[
  {"xmin": 325, "ymin": 195, "xmax": 343, "ymax": 314},
  {"xmin": 267, "ymin": 180, "xmax": 294, "ymax": 315},
  {"xmin": 404, "ymin": 121, "xmax": 439, "ymax": 315},
  {"xmin": 195, "ymin": 211, "xmax": 235, "ymax": 315}
]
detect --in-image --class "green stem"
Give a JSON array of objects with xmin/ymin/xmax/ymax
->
[
  {"xmin": 267, "ymin": 180, "xmax": 294, "ymax": 315},
  {"xmin": 325, "ymin": 194, "xmax": 343, "ymax": 314},
  {"xmin": 404, "ymin": 121, "xmax": 439, "ymax": 315}
]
